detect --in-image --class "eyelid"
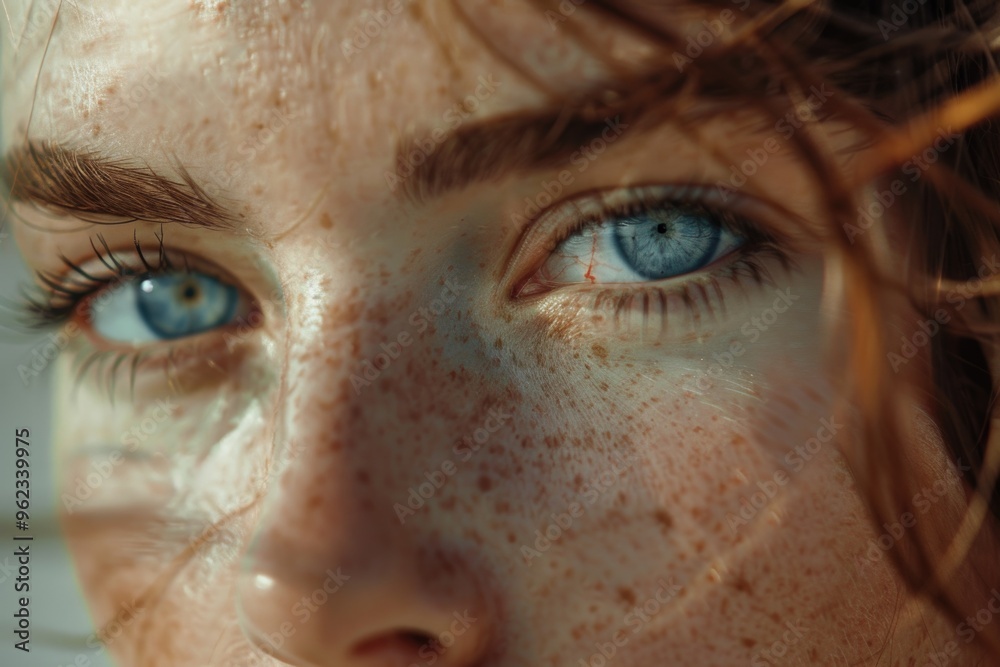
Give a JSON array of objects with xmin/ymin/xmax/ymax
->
[
  {"xmin": 23, "ymin": 236, "xmax": 260, "ymax": 341},
  {"xmin": 502, "ymin": 183, "xmax": 780, "ymax": 299}
]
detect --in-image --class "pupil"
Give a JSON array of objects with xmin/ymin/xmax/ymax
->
[
  {"xmin": 656, "ymin": 222, "xmax": 668, "ymax": 234},
  {"xmin": 181, "ymin": 283, "xmax": 199, "ymax": 301}
]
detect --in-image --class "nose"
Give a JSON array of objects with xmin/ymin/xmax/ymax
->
[
  {"xmin": 232, "ymin": 438, "xmax": 497, "ymax": 667},
  {"xmin": 236, "ymin": 554, "xmax": 492, "ymax": 667},
  {"xmin": 229, "ymin": 266, "xmax": 502, "ymax": 666}
]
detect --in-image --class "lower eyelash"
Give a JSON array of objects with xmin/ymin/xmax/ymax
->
[
  {"xmin": 3, "ymin": 229, "xmax": 207, "ymax": 401},
  {"xmin": 68, "ymin": 330, "xmax": 241, "ymax": 402},
  {"xmin": 535, "ymin": 244, "xmax": 794, "ymax": 340}
]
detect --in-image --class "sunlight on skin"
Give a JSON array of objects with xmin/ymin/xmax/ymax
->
[{"xmin": 0, "ymin": 1, "xmax": 990, "ymax": 665}]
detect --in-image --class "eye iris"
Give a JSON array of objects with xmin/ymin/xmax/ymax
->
[
  {"xmin": 135, "ymin": 273, "xmax": 239, "ymax": 340},
  {"xmin": 613, "ymin": 208, "xmax": 722, "ymax": 280}
]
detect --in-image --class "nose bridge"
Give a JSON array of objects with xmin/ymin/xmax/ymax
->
[
  {"xmin": 233, "ymin": 275, "xmax": 499, "ymax": 667},
  {"xmin": 249, "ymin": 278, "xmax": 420, "ymax": 560}
]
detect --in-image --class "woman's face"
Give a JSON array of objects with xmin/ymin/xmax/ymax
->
[{"xmin": 1, "ymin": 1, "xmax": 979, "ymax": 665}]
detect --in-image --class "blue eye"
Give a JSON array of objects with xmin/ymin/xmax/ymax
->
[
  {"xmin": 539, "ymin": 190, "xmax": 745, "ymax": 285},
  {"xmin": 90, "ymin": 272, "xmax": 244, "ymax": 344},
  {"xmin": 613, "ymin": 210, "xmax": 730, "ymax": 280}
]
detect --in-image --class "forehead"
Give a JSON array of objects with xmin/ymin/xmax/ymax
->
[{"xmin": 0, "ymin": 0, "xmax": 671, "ymax": 152}]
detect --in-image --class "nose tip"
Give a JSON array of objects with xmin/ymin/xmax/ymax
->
[{"xmin": 235, "ymin": 565, "xmax": 491, "ymax": 667}]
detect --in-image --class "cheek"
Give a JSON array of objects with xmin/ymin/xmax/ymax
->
[
  {"xmin": 50, "ymin": 343, "xmax": 277, "ymax": 652},
  {"xmin": 487, "ymin": 262, "xmax": 903, "ymax": 659}
]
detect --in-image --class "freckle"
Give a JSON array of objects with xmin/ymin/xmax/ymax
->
[
  {"xmin": 495, "ymin": 500, "xmax": 509, "ymax": 514},
  {"xmin": 653, "ymin": 509, "xmax": 674, "ymax": 532},
  {"xmin": 494, "ymin": 337, "xmax": 503, "ymax": 349},
  {"xmin": 477, "ymin": 475, "xmax": 493, "ymax": 492},
  {"xmin": 441, "ymin": 497, "xmax": 456, "ymax": 510},
  {"xmin": 320, "ymin": 212, "xmax": 333, "ymax": 229},
  {"xmin": 592, "ymin": 343, "xmax": 609, "ymax": 359},
  {"xmin": 730, "ymin": 575, "xmax": 753, "ymax": 595},
  {"xmin": 741, "ymin": 638, "xmax": 757, "ymax": 648},
  {"xmin": 506, "ymin": 532, "xmax": 516, "ymax": 543},
  {"xmin": 355, "ymin": 469, "xmax": 370, "ymax": 485},
  {"xmin": 617, "ymin": 586, "xmax": 636, "ymax": 605}
]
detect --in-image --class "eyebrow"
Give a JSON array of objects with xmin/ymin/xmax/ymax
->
[
  {"xmin": 0, "ymin": 141, "xmax": 237, "ymax": 230},
  {"xmin": 393, "ymin": 96, "xmax": 649, "ymax": 204}
]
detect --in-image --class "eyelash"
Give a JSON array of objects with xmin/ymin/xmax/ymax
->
[
  {"xmin": 12, "ymin": 230, "xmax": 233, "ymax": 398},
  {"xmin": 512, "ymin": 186, "xmax": 796, "ymax": 333},
  {"xmin": 12, "ymin": 188, "xmax": 792, "ymax": 394},
  {"xmin": 19, "ymin": 230, "xmax": 173, "ymax": 328}
]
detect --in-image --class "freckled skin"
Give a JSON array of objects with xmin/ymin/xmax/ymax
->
[{"xmin": 1, "ymin": 1, "xmax": 994, "ymax": 666}]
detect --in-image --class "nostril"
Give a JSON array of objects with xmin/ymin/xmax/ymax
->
[
  {"xmin": 350, "ymin": 631, "xmax": 436, "ymax": 664},
  {"xmin": 400, "ymin": 630, "xmax": 436, "ymax": 648},
  {"xmin": 351, "ymin": 629, "xmax": 470, "ymax": 666}
]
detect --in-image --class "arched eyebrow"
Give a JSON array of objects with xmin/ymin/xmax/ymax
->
[
  {"xmin": 393, "ymin": 104, "xmax": 640, "ymax": 205},
  {"xmin": 0, "ymin": 140, "xmax": 239, "ymax": 231}
]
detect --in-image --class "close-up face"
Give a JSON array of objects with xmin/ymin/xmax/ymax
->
[{"xmin": 2, "ymin": 1, "xmax": 1000, "ymax": 666}]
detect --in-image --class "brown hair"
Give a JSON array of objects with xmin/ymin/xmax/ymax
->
[{"xmin": 496, "ymin": 0, "xmax": 1000, "ymax": 658}]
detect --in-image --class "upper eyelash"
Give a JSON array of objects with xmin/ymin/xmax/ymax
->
[
  {"xmin": 566, "ymin": 189, "xmax": 775, "ymax": 250},
  {"xmin": 15, "ymin": 229, "xmax": 177, "ymax": 331},
  {"xmin": 511, "ymin": 187, "xmax": 783, "ymax": 299}
]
